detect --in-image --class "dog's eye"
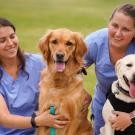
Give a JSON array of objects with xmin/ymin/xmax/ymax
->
[
  {"xmin": 66, "ymin": 41, "xmax": 73, "ymax": 46},
  {"xmin": 126, "ymin": 63, "xmax": 132, "ymax": 67},
  {"xmin": 51, "ymin": 39, "xmax": 58, "ymax": 44}
]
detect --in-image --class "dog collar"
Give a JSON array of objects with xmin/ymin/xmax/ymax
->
[
  {"xmin": 77, "ymin": 67, "xmax": 87, "ymax": 75},
  {"xmin": 117, "ymin": 83, "xmax": 130, "ymax": 97}
]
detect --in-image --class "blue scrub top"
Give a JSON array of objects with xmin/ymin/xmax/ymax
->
[
  {"xmin": 0, "ymin": 54, "xmax": 45, "ymax": 135},
  {"xmin": 84, "ymin": 28, "xmax": 135, "ymax": 135}
]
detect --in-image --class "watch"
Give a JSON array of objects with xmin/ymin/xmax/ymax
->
[{"xmin": 130, "ymin": 112, "xmax": 135, "ymax": 125}]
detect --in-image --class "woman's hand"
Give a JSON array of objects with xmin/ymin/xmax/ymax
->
[
  {"xmin": 35, "ymin": 110, "xmax": 69, "ymax": 128},
  {"xmin": 109, "ymin": 111, "xmax": 132, "ymax": 131}
]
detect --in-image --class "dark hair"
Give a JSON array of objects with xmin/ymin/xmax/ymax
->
[
  {"xmin": 110, "ymin": 4, "xmax": 135, "ymax": 42},
  {"xmin": 110, "ymin": 4, "xmax": 135, "ymax": 26},
  {"xmin": 0, "ymin": 17, "xmax": 16, "ymax": 31},
  {"xmin": 0, "ymin": 17, "xmax": 29, "ymax": 79}
]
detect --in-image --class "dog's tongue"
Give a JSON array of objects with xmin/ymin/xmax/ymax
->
[
  {"xmin": 55, "ymin": 63, "xmax": 65, "ymax": 72},
  {"xmin": 129, "ymin": 82, "xmax": 135, "ymax": 98}
]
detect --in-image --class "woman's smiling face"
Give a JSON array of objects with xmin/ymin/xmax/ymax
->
[
  {"xmin": 108, "ymin": 11, "xmax": 135, "ymax": 49},
  {"xmin": 0, "ymin": 26, "xmax": 19, "ymax": 60}
]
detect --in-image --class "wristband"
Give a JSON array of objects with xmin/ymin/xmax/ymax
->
[{"xmin": 31, "ymin": 112, "xmax": 38, "ymax": 128}]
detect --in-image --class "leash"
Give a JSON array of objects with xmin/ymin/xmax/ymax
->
[{"xmin": 50, "ymin": 106, "xmax": 56, "ymax": 135}]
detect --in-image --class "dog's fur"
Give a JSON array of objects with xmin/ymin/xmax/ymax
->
[
  {"xmin": 100, "ymin": 54, "xmax": 135, "ymax": 135},
  {"xmin": 37, "ymin": 28, "xmax": 92, "ymax": 135}
]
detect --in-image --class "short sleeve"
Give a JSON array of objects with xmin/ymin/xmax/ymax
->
[
  {"xmin": 26, "ymin": 53, "xmax": 46, "ymax": 72},
  {"xmin": 84, "ymin": 28, "xmax": 108, "ymax": 68},
  {"xmin": 84, "ymin": 33, "xmax": 98, "ymax": 67},
  {"xmin": 33, "ymin": 54, "xmax": 46, "ymax": 70}
]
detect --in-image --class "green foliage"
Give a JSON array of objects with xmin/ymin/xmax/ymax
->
[{"xmin": 0, "ymin": 0, "xmax": 134, "ymax": 94}]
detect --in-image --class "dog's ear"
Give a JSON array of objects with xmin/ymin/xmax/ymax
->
[
  {"xmin": 115, "ymin": 59, "xmax": 122, "ymax": 75},
  {"xmin": 73, "ymin": 32, "xmax": 87, "ymax": 65},
  {"xmin": 38, "ymin": 30, "xmax": 52, "ymax": 61}
]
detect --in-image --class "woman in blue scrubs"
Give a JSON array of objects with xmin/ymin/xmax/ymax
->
[
  {"xmin": 85, "ymin": 4, "xmax": 135, "ymax": 135},
  {"xmin": 0, "ymin": 18, "xmax": 69, "ymax": 135}
]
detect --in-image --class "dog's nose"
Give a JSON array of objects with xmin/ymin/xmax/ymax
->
[{"xmin": 56, "ymin": 53, "xmax": 64, "ymax": 60}]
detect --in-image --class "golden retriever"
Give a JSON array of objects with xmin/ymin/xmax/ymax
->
[{"xmin": 37, "ymin": 28, "xmax": 92, "ymax": 135}]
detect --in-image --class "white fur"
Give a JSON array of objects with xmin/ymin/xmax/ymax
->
[{"xmin": 100, "ymin": 54, "xmax": 135, "ymax": 135}]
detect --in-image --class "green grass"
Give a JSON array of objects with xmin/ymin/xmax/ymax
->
[{"xmin": 0, "ymin": 0, "xmax": 135, "ymax": 95}]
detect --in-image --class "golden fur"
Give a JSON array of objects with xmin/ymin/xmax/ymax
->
[{"xmin": 37, "ymin": 28, "xmax": 92, "ymax": 135}]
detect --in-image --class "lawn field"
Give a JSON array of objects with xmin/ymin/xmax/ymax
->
[{"xmin": 0, "ymin": 0, "xmax": 134, "ymax": 95}]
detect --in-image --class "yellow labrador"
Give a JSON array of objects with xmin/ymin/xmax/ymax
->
[{"xmin": 100, "ymin": 54, "xmax": 135, "ymax": 135}]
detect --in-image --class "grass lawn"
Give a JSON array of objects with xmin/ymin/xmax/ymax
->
[{"xmin": 0, "ymin": 0, "xmax": 134, "ymax": 95}]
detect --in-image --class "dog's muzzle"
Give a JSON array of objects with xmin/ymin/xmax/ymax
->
[{"xmin": 54, "ymin": 52, "xmax": 66, "ymax": 72}]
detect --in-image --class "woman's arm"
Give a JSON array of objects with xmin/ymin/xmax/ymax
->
[
  {"xmin": 0, "ymin": 95, "xmax": 31, "ymax": 128},
  {"xmin": 0, "ymin": 95, "xmax": 69, "ymax": 129}
]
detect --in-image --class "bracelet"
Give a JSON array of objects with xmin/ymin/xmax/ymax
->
[
  {"xmin": 130, "ymin": 112, "xmax": 134, "ymax": 118},
  {"xmin": 130, "ymin": 112, "xmax": 135, "ymax": 125},
  {"xmin": 31, "ymin": 112, "xmax": 38, "ymax": 128}
]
